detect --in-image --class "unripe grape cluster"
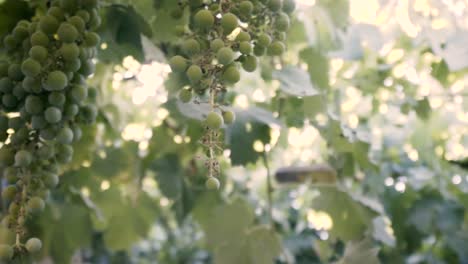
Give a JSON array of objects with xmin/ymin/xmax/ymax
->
[
  {"xmin": 168, "ymin": 0, "xmax": 294, "ymax": 189},
  {"xmin": 0, "ymin": 0, "xmax": 100, "ymax": 259}
]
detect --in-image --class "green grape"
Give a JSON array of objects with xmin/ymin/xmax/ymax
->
[
  {"xmin": 31, "ymin": 115, "xmax": 47, "ymax": 130},
  {"xmin": 170, "ymin": 8, "xmax": 184, "ymax": 19},
  {"xmin": 29, "ymin": 46, "xmax": 48, "ymax": 62},
  {"xmin": 84, "ymin": 32, "xmax": 100, "ymax": 47},
  {"xmin": 44, "ymin": 107, "xmax": 62, "ymax": 124},
  {"xmin": 8, "ymin": 117, "xmax": 24, "ymax": 130},
  {"xmin": 236, "ymin": 31, "xmax": 251, "ymax": 42},
  {"xmin": 21, "ymin": 58, "xmax": 41, "ymax": 78},
  {"xmin": 194, "ymin": 9, "xmax": 214, "ymax": 29},
  {"xmin": 283, "ymin": 0, "xmax": 296, "ymax": 13},
  {"xmin": 15, "ymin": 150, "xmax": 32, "ymax": 167},
  {"xmin": 8, "ymin": 202, "xmax": 19, "ymax": 215},
  {"xmin": 48, "ymin": 94, "xmax": 68, "ymax": 109},
  {"xmin": 44, "ymin": 70, "xmax": 68, "ymax": 91},
  {"xmin": 169, "ymin": 56, "xmax": 188, "ymax": 73},
  {"xmin": 39, "ymin": 15, "xmax": 59, "ymax": 35},
  {"xmin": 56, "ymin": 144, "xmax": 73, "ymax": 163},
  {"xmin": 257, "ymin": 34, "xmax": 271, "ymax": 48},
  {"xmin": 71, "ymin": 125, "xmax": 82, "ymax": 141},
  {"xmin": 205, "ymin": 177, "xmax": 220, "ymax": 190},
  {"xmin": 42, "ymin": 172, "xmax": 59, "ymax": 188},
  {"xmin": 186, "ymin": 65, "xmax": 203, "ymax": 83},
  {"xmin": 174, "ymin": 25, "xmax": 186, "ymax": 36},
  {"xmin": 210, "ymin": 39, "xmax": 224, "ymax": 52},
  {"xmin": 23, "ymin": 77, "xmax": 42, "ymax": 93},
  {"xmin": 10, "ymin": 127, "xmax": 28, "ymax": 145},
  {"xmin": 4, "ymin": 167, "xmax": 17, "ymax": 183},
  {"xmin": 276, "ymin": 32, "xmax": 286, "ymax": 41},
  {"xmin": 27, "ymin": 197, "xmax": 45, "ymax": 213},
  {"xmin": 8, "ymin": 64, "xmax": 24, "ymax": 81},
  {"xmin": 0, "ymin": 245, "xmax": 13, "ymax": 260},
  {"xmin": 13, "ymin": 26, "xmax": 29, "ymax": 41},
  {"xmin": 268, "ymin": 41, "xmax": 285, "ymax": 56},
  {"xmin": 37, "ymin": 145, "xmax": 54, "ymax": 159},
  {"xmin": 221, "ymin": 13, "xmax": 238, "ymax": 34},
  {"xmin": 222, "ymin": 65, "xmax": 240, "ymax": 84},
  {"xmin": 217, "ymin": 47, "xmax": 235, "ymax": 65},
  {"xmin": 239, "ymin": 41, "xmax": 252, "ymax": 54},
  {"xmin": 56, "ymin": 126, "xmax": 73, "ymax": 144},
  {"xmin": 82, "ymin": 0, "xmax": 98, "ymax": 9},
  {"xmin": 276, "ymin": 12, "xmax": 290, "ymax": 32},
  {"xmin": 30, "ymin": 31, "xmax": 49, "ymax": 47},
  {"xmin": 64, "ymin": 58, "xmax": 81, "ymax": 72},
  {"xmin": 79, "ymin": 105, "xmax": 97, "ymax": 123},
  {"xmin": 0, "ymin": 77, "xmax": 13, "ymax": 93},
  {"xmin": 3, "ymin": 35, "xmax": 17, "ymax": 50},
  {"xmin": 70, "ymin": 85, "xmax": 87, "ymax": 103},
  {"xmin": 1, "ymin": 185, "xmax": 17, "ymax": 200},
  {"xmin": 57, "ymin": 23, "xmax": 78, "ymax": 43},
  {"xmin": 68, "ymin": 16, "xmax": 85, "ymax": 32},
  {"xmin": 25, "ymin": 238, "xmax": 42, "ymax": 253},
  {"xmin": 239, "ymin": 1, "xmax": 254, "ymax": 14},
  {"xmin": 60, "ymin": 43, "xmax": 79, "ymax": 61},
  {"xmin": 182, "ymin": 39, "xmax": 201, "ymax": 56},
  {"xmin": 223, "ymin": 110, "xmax": 236, "ymax": 124},
  {"xmin": 2, "ymin": 94, "xmax": 18, "ymax": 109},
  {"xmin": 268, "ymin": 0, "xmax": 282, "ymax": 11},
  {"xmin": 242, "ymin": 55, "xmax": 258, "ymax": 72},
  {"xmin": 179, "ymin": 89, "xmax": 192, "ymax": 103},
  {"xmin": 76, "ymin": 10, "xmax": 90, "ymax": 22},
  {"xmin": 60, "ymin": 0, "xmax": 78, "ymax": 13},
  {"xmin": 48, "ymin": 6, "xmax": 65, "ymax": 20},
  {"xmin": 25, "ymin": 95, "xmax": 44, "ymax": 115},
  {"xmin": 78, "ymin": 59, "xmax": 95, "ymax": 76},
  {"xmin": 206, "ymin": 111, "xmax": 223, "ymax": 129},
  {"xmin": 65, "ymin": 104, "xmax": 79, "ymax": 119},
  {"xmin": 13, "ymin": 83, "xmax": 26, "ymax": 99}
]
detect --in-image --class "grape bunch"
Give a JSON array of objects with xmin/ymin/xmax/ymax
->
[
  {"xmin": 168, "ymin": 0, "xmax": 295, "ymax": 189},
  {"xmin": 0, "ymin": 0, "xmax": 100, "ymax": 259}
]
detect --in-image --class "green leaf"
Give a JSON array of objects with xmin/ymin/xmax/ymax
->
[
  {"xmin": 415, "ymin": 97, "xmax": 431, "ymax": 120},
  {"xmin": 335, "ymin": 238, "xmax": 380, "ymax": 264},
  {"xmin": 245, "ymin": 226, "xmax": 282, "ymax": 264},
  {"xmin": 150, "ymin": 0, "xmax": 189, "ymax": 43},
  {"xmin": 318, "ymin": 0, "xmax": 349, "ymax": 28},
  {"xmin": 149, "ymin": 153, "xmax": 184, "ymax": 199},
  {"xmin": 311, "ymin": 186, "xmax": 379, "ymax": 241},
  {"xmin": 300, "ymin": 47, "xmax": 330, "ymax": 90},
  {"xmin": 272, "ymin": 66, "xmax": 320, "ymax": 97}
]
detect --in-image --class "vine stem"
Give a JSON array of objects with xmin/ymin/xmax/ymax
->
[{"xmin": 262, "ymin": 151, "xmax": 274, "ymax": 229}]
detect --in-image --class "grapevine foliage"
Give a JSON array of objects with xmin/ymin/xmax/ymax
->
[{"xmin": 0, "ymin": 0, "xmax": 99, "ymax": 260}]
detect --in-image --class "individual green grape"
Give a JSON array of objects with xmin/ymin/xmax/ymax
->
[
  {"xmin": 69, "ymin": 16, "xmax": 85, "ymax": 32},
  {"xmin": 13, "ymin": 26, "xmax": 29, "ymax": 41},
  {"xmin": 48, "ymin": 6, "xmax": 65, "ymax": 20},
  {"xmin": 65, "ymin": 104, "xmax": 79, "ymax": 119},
  {"xmin": 84, "ymin": 32, "xmax": 100, "ymax": 47},
  {"xmin": 8, "ymin": 202, "xmax": 19, "ymax": 215},
  {"xmin": 3, "ymin": 35, "xmax": 17, "ymax": 50},
  {"xmin": 4, "ymin": 167, "xmax": 17, "ymax": 183},
  {"xmin": 217, "ymin": 47, "xmax": 235, "ymax": 65},
  {"xmin": 70, "ymin": 84, "xmax": 87, "ymax": 103},
  {"xmin": 206, "ymin": 111, "xmax": 223, "ymax": 129},
  {"xmin": 10, "ymin": 127, "xmax": 28, "ymax": 145},
  {"xmin": 13, "ymin": 83, "xmax": 26, "ymax": 99},
  {"xmin": 60, "ymin": 43, "xmax": 79, "ymax": 61},
  {"xmin": 79, "ymin": 105, "xmax": 97, "ymax": 123},
  {"xmin": 25, "ymin": 95, "xmax": 44, "ymax": 115},
  {"xmin": 210, "ymin": 39, "xmax": 224, "ymax": 52},
  {"xmin": 25, "ymin": 238, "xmax": 42, "ymax": 253},
  {"xmin": 239, "ymin": 1, "xmax": 254, "ymax": 14},
  {"xmin": 15, "ymin": 150, "xmax": 32, "ymax": 167},
  {"xmin": 31, "ymin": 115, "xmax": 47, "ymax": 130},
  {"xmin": 76, "ymin": 10, "xmax": 90, "ymax": 22},
  {"xmin": 221, "ymin": 13, "xmax": 238, "ymax": 34},
  {"xmin": 71, "ymin": 125, "xmax": 82, "ymax": 141},
  {"xmin": 242, "ymin": 55, "xmax": 257, "ymax": 72},
  {"xmin": 169, "ymin": 56, "xmax": 188, "ymax": 73},
  {"xmin": 276, "ymin": 12, "xmax": 290, "ymax": 32},
  {"xmin": 56, "ymin": 126, "xmax": 73, "ymax": 144},
  {"xmin": 182, "ymin": 39, "xmax": 201, "ymax": 56},
  {"xmin": 30, "ymin": 31, "xmax": 49, "ymax": 47},
  {"xmin": 194, "ymin": 9, "xmax": 214, "ymax": 29},
  {"xmin": 22, "ymin": 77, "xmax": 41, "ymax": 93},
  {"xmin": 276, "ymin": 32, "xmax": 286, "ymax": 41},
  {"xmin": 44, "ymin": 70, "xmax": 68, "ymax": 91},
  {"xmin": 2, "ymin": 94, "xmax": 18, "ymax": 109},
  {"xmin": 27, "ymin": 197, "xmax": 45, "ymax": 213},
  {"xmin": 236, "ymin": 31, "xmax": 251, "ymax": 42},
  {"xmin": 283, "ymin": 0, "xmax": 296, "ymax": 13},
  {"xmin": 59, "ymin": 0, "xmax": 78, "ymax": 13},
  {"xmin": 179, "ymin": 89, "xmax": 192, "ymax": 103},
  {"xmin": 64, "ymin": 58, "xmax": 81, "ymax": 72},
  {"xmin": 268, "ymin": 0, "xmax": 282, "ymax": 11},
  {"xmin": 21, "ymin": 58, "xmax": 41, "ymax": 78},
  {"xmin": 44, "ymin": 107, "xmax": 62, "ymax": 124},
  {"xmin": 39, "ymin": 15, "xmax": 59, "ymax": 35},
  {"xmin": 186, "ymin": 65, "xmax": 203, "ymax": 83},
  {"xmin": 29, "ymin": 46, "xmax": 48, "ymax": 62},
  {"xmin": 56, "ymin": 144, "xmax": 73, "ymax": 163},
  {"xmin": 78, "ymin": 59, "xmax": 95, "ymax": 77},
  {"xmin": 268, "ymin": 41, "xmax": 285, "ymax": 56},
  {"xmin": 0, "ymin": 77, "xmax": 13, "ymax": 93},
  {"xmin": 1, "ymin": 185, "xmax": 17, "ymax": 200},
  {"xmin": 8, "ymin": 64, "xmax": 24, "ymax": 81},
  {"xmin": 205, "ymin": 177, "xmax": 220, "ymax": 190},
  {"xmin": 223, "ymin": 110, "xmax": 235, "ymax": 124},
  {"xmin": 222, "ymin": 65, "xmax": 240, "ymax": 84},
  {"xmin": 37, "ymin": 145, "xmax": 54, "ymax": 160},
  {"xmin": 42, "ymin": 172, "xmax": 59, "ymax": 188},
  {"xmin": 257, "ymin": 33, "xmax": 272, "ymax": 47},
  {"xmin": 0, "ymin": 245, "xmax": 13, "ymax": 260},
  {"xmin": 239, "ymin": 41, "xmax": 252, "ymax": 54},
  {"xmin": 48, "ymin": 92, "xmax": 66, "ymax": 107},
  {"xmin": 57, "ymin": 23, "xmax": 78, "ymax": 43}
]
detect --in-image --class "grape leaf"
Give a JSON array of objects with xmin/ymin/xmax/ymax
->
[
  {"xmin": 335, "ymin": 238, "xmax": 380, "ymax": 264},
  {"xmin": 272, "ymin": 66, "xmax": 320, "ymax": 97},
  {"xmin": 300, "ymin": 47, "xmax": 330, "ymax": 90}
]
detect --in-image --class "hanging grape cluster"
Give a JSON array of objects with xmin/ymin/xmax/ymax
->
[
  {"xmin": 0, "ymin": 0, "xmax": 100, "ymax": 259},
  {"xmin": 168, "ymin": 0, "xmax": 295, "ymax": 189}
]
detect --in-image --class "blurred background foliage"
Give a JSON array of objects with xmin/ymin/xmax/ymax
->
[{"xmin": 2, "ymin": 0, "xmax": 468, "ymax": 263}]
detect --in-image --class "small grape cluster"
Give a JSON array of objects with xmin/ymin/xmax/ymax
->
[
  {"xmin": 0, "ymin": 0, "xmax": 100, "ymax": 259},
  {"xmin": 168, "ymin": 0, "xmax": 295, "ymax": 189}
]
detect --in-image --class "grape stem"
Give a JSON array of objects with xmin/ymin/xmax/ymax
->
[{"xmin": 262, "ymin": 151, "xmax": 274, "ymax": 229}]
